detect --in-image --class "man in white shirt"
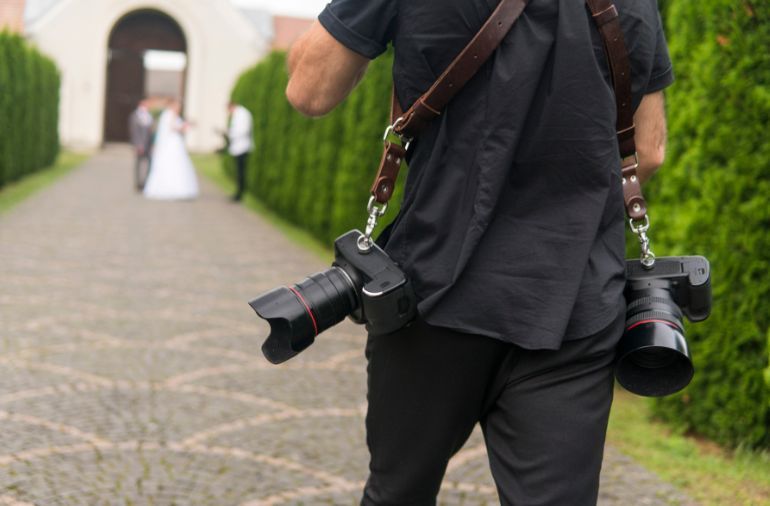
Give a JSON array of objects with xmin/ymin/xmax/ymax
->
[{"xmin": 227, "ymin": 101, "xmax": 254, "ymax": 201}]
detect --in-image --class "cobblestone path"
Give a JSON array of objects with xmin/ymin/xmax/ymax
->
[{"xmin": 0, "ymin": 146, "xmax": 697, "ymax": 505}]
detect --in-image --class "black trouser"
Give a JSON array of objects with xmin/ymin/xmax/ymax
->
[
  {"xmin": 135, "ymin": 151, "xmax": 150, "ymax": 190},
  {"xmin": 234, "ymin": 153, "xmax": 249, "ymax": 199},
  {"xmin": 362, "ymin": 310, "xmax": 624, "ymax": 506}
]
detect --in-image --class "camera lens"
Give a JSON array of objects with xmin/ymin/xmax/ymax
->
[
  {"xmin": 627, "ymin": 347, "xmax": 678, "ymax": 369},
  {"xmin": 615, "ymin": 286, "xmax": 694, "ymax": 397},
  {"xmin": 250, "ymin": 267, "xmax": 359, "ymax": 364}
]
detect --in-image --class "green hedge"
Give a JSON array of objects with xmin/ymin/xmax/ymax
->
[
  {"xmin": 0, "ymin": 31, "xmax": 60, "ymax": 189},
  {"xmin": 229, "ymin": 51, "xmax": 398, "ymax": 244},
  {"xmin": 643, "ymin": 1, "xmax": 770, "ymax": 448}
]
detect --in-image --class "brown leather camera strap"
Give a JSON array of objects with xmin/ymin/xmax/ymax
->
[
  {"xmin": 370, "ymin": 0, "xmax": 529, "ymax": 204},
  {"xmin": 392, "ymin": 0, "xmax": 530, "ymax": 139},
  {"xmin": 585, "ymin": 0, "xmax": 647, "ymax": 221},
  {"xmin": 370, "ymin": 0, "xmax": 648, "ymax": 223}
]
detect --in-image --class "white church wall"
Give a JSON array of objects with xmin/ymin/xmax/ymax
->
[{"xmin": 26, "ymin": 0, "xmax": 269, "ymax": 151}]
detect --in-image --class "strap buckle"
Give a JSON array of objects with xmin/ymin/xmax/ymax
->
[
  {"xmin": 621, "ymin": 152, "xmax": 640, "ymax": 172},
  {"xmin": 383, "ymin": 118, "xmax": 412, "ymax": 151}
]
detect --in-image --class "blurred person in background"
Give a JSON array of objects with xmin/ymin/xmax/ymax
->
[
  {"xmin": 128, "ymin": 97, "xmax": 154, "ymax": 191},
  {"xmin": 143, "ymin": 99, "xmax": 199, "ymax": 201},
  {"xmin": 226, "ymin": 101, "xmax": 254, "ymax": 202}
]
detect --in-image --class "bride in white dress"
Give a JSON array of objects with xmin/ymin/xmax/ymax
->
[{"xmin": 143, "ymin": 100, "xmax": 199, "ymax": 200}]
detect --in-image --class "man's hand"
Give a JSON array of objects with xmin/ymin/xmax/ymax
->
[
  {"xmin": 633, "ymin": 91, "xmax": 667, "ymax": 184},
  {"xmin": 286, "ymin": 21, "xmax": 370, "ymax": 117}
]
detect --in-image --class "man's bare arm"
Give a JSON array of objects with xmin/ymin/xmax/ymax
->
[
  {"xmin": 286, "ymin": 21, "xmax": 370, "ymax": 117},
  {"xmin": 633, "ymin": 91, "xmax": 667, "ymax": 184}
]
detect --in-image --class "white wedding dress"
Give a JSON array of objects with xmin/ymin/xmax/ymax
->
[{"xmin": 143, "ymin": 109, "xmax": 199, "ymax": 200}]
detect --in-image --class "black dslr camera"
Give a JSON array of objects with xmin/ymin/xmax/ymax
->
[
  {"xmin": 249, "ymin": 230, "xmax": 417, "ymax": 364},
  {"xmin": 617, "ymin": 256, "xmax": 711, "ymax": 397}
]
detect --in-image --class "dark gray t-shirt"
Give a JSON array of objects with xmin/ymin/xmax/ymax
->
[{"xmin": 319, "ymin": 0, "xmax": 673, "ymax": 349}]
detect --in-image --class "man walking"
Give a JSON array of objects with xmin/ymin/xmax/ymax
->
[
  {"xmin": 128, "ymin": 98, "xmax": 154, "ymax": 191},
  {"xmin": 285, "ymin": 0, "xmax": 672, "ymax": 504},
  {"xmin": 226, "ymin": 101, "xmax": 254, "ymax": 201}
]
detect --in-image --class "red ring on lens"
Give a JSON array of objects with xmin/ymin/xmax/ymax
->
[
  {"xmin": 626, "ymin": 319, "xmax": 679, "ymax": 332},
  {"xmin": 289, "ymin": 286, "xmax": 319, "ymax": 337}
]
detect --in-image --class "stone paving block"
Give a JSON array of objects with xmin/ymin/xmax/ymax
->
[
  {"xmin": 4, "ymin": 387, "xmax": 286, "ymax": 444},
  {"xmin": 209, "ymin": 414, "xmax": 369, "ymax": 483},
  {"xmin": 0, "ymin": 419, "xmax": 87, "ymax": 456},
  {"xmin": 32, "ymin": 345, "xmax": 242, "ymax": 383},
  {"xmin": 189, "ymin": 366, "xmax": 367, "ymax": 412},
  {"xmin": 0, "ymin": 364, "xmax": 75, "ymax": 397},
  {"xmin": 3, "ymin": 450, "xmax": 328, "ymax": 506}
]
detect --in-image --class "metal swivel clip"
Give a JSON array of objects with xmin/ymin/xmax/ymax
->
[{"xmin": 629, "ymin": 215, "xmax": 656, "ymax": 268}]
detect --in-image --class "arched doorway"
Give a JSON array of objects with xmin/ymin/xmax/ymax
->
[{"xmin": 103, "ymin": 10, "xmax": 187, "ymax": 142}]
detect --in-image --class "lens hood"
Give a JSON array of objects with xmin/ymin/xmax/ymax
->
[
  {"xmin": 250, "ymin": 287, "xmax": 317, "ymax": 364},
  {"xmin": 615, "ymin": 321, "xmax": 694, "ymax": 397}
]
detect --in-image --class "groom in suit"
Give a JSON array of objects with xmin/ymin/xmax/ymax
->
[{"xmin": 128, "ymin": 98, "xmax": 154, "ymax": 191}]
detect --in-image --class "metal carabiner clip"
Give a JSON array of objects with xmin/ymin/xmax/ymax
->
[
  {"xmin": 629, "ymin": 215, "xmax": 656, "ymax": 268},
  {"xmin": 358, "ymin": 196, "xmax": 389, "ymax": 252}
]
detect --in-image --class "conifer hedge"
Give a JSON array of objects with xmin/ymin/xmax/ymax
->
[
  {"xmin": 0, "ymin": 31, "xmax": 60, "ymax": 189},
  {"xmin": 228, "ymin": 51, "xmax": 396, "ymax": 244},
  {"xmin": 643, "ymin": 1, "xmax": 770, "ymax": 448}
]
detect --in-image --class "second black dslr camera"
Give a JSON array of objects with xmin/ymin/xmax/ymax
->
[
  {"xmin": 249, "ymin": 230, "xmax": 417, "ymax": 364},
  {"xmin": 617, "ymin": 256, "xmax": 711, "ymax": 397}
]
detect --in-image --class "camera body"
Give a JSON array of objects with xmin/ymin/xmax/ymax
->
[
  {"xmin": 625, "ymin": 255, "xmax": 711, "ymax": 322},
  {"xmin": 617, "ymin": 255, "xmax": 712, "ymax": 397},
  {"xmin": 333, "ymin": 230, "xmax": 417, "ymax": 334},
  {"xmin": 250, "ymin": 230, "xmax": 416, "ymax": 364}
]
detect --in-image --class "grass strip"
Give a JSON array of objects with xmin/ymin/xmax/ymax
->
[
  {"xmin": 608, "ymin": 389, "xmax": 770, "ymax": 506},
  {"xmin": 195, "ymin": 151, "xmax": 770, "ymax": 506},
  {"xmin": 192, "ymin": 153, "xmax": 333, "ymax": 262},
  {"xmin": 0, "ymin": 151, "xmax": 91, "ymax": 214}
]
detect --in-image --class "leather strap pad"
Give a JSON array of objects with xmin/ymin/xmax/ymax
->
[{"xmin": 371, "ymin": 142, "xmax": 407, "ymax": 204}]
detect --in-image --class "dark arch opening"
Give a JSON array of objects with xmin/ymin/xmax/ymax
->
[{"xmin": 103, "ymin": 9, "xmax": 187, "ymax": 142}]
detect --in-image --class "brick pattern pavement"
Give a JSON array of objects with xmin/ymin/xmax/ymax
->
[{"xmin": 0, "ymin": 146, "xmax": 697, "ymax": 505}]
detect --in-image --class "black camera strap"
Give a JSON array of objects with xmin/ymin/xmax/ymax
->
[{"xmin": 363, "ymin": 0, "xmax": 652, "ymax": 260}]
